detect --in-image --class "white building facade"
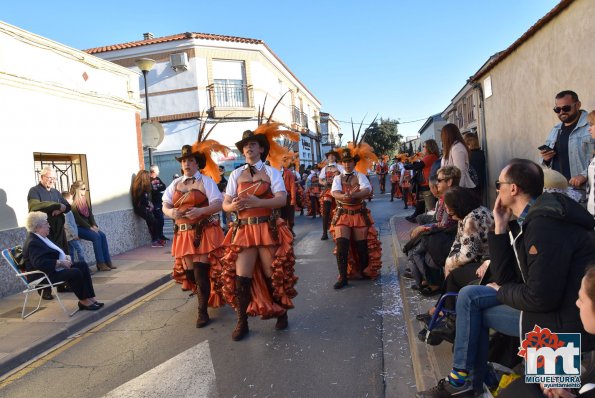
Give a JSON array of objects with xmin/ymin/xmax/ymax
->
[
  {"xmin": 86, "ymin": 32, "xmax": 323, "ymax": 176},
  {"xmin": 0, "ymin": 22, "xmax": 148, "ymax": 297}
]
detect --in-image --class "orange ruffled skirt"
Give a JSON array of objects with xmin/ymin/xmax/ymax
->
[
  {"xmin": 221, "ymin": 218, "xmax": 298, "ymax": 319},
  {"xmin": 330, "ymin": 209, "xmax": 382, "ymax": 280},
  {"xmin": 171, "ymin": 221, "xmax": 226, "ymax": 308}
]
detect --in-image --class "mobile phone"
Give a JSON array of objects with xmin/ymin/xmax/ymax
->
[{"xmin": 538, "ymin": 144, "xmax": 553, "ymax": 152}]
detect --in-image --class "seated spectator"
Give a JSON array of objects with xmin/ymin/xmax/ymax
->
[
  {"xmin": 131, "ymin": 170, "xmax": 164, "ymax": 248},
  {"xmin": 61, "ymin": 191, "xmax": 86, "ymax": 264},
  {"xmin": 543, "ymin": 167, "xmax": 582, "ymax": 201},
  {"xmin": 416, "ymin": 158, "xmax": 595, "ymax": 398},
  {"xmin": 70, "ymin": 181, "xmax": 114, "ymax": 271},
  {"xmin": 463, "ymin": 132, "xmax": 486, "ymax": 201},
  {"xmin": 404, "ymin": 166, "xmax": 460, "ymax": 296},
  {"xmin": 23, "ymin": 211, "xmax": 103, "ymax": 311},
  {"xmin": 498, "ymin": 264, "xmax": 595, "ymax": 398},
  {"xmin": 416, "ymin": 187, "xmax": 494, "ymax": 341},
  {"xmin": 415, "ymin": 175, "xmax": 440, "ymax": 225}
]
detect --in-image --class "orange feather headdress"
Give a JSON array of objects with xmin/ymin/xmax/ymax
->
[
  {"xmin": 189, "ymin": 114, "xmax": 229, "ymax": 183},
  {"xmin": 234, "ymin": 92, "xmax": 299, "ymax": 169},
  {"xmin": 336, "ymin": 115, "xmax": 379, "ymax": 174}
]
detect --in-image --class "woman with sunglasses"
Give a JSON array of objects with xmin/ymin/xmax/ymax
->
[
  {"xmin": 587, "ymin": 110, "xmax": 595, "ymax": 217},
  {"xmin": 70, "ymin": 181, "xmax": 114, "ymax": 272}
]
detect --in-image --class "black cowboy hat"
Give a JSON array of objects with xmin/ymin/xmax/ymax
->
[
  {"xmin": 325, "ymin": 150, "xmax": 340, "ymax": 158},
  {"xmin": 235, "ymin": 130, "xmax": 270, "ymax": 161},
  {"xmin": 175, "ymin": 145, "xmax": 207, "ymax": 169},
  {"xmin": 340, "ymin": 148, "xmax": 360, "ymax": 164}
]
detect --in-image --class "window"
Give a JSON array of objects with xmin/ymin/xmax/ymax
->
[
  {"xmin": 212, "ymin": 60, "xmax": 248, "ymax": 107},
  {"xmin": 34, "ymin": 152, "xmax": 89, "ymax": 199},
  {"xmin": 466, "ymin": 95, "xmax": 475, "ymax": 123}
]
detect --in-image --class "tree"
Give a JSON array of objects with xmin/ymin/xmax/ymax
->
[{"xmin": 359, "ymin": 118, "xmax": 402, "ymax": 156}]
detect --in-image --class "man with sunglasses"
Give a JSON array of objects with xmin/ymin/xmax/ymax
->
[{"xmin": 541, "ymin": 90, "xmax": 593, "ymax": 202}]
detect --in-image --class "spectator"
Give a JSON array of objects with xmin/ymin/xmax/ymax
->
[
  {"xmin": 131, "ymin": 170, "xmax": 163, "ymax": 248},
  {"xmin": 543, "ymin": 168, "xmax": 582, "ymax": 202},
  {"xmin": 23, "ymin": 211, "xmax": 103, "ymax": 311},
  {"xmin": 463, "ymin": 132, "xmax": 486, "ymax": 201},
  {"xmin": 416, "ymin": 187, "xmax": 494, "ymax": 341},
  {"xmin": 150, "ymin": 165, "xmax": 167, "ymax": 241},
  {"xmin": 541, "ymin": 90, "xmax": 593, "ymax": 203},
  {"xmin": 415, "ymin": 175, "xmax": 440, "ymax": 225},
  {"xmin": 27, "ymin": 166, "xmax": 71, "ymax": 252},
  {"xmin": 404, "ymin": 166, "xmax": 460, "ymax": 297},
  {"xmin": 498, "ymin": 264, "xmax": 595, "ymax": 398},
  {"xmin": 406, "ymin": 139, "xmax": 440, "ymax": 222},
  {"xmin": 61, "ymin": 191, "xmax": 85, "ymax": 263},
  {"xmin": 587, "ymin": 110, "xmax": 595, "ymax": 217},
  {"xmin": 70, "ymin": 181, "xmax": 114, "ymax": 271},
  {"xmin": 441, "ymin": 124, "xmax": 476, "ymax": 189},
  {"xmin": 416, "ymin": 159, "xmax": 595, "ymax": 398}
]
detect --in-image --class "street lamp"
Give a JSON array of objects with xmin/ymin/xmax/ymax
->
[
  {"xmin": 338, "ymin": 132, "xmax": 343, "ymax": 147},
  {"xmin": 312, "ymin": 113, "xmax": 321, "ymax": 163},
  {"xmin": 136, "ymin": 58, "xmax": 156, "ymax": 166}
]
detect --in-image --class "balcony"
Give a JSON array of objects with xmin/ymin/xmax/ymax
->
[
  {"xmin": 208, "ymin": 82, "xmax": 255, "ymax": 118},
  {"xmin": 290, "ymin": 106, "xmax": 309, "ymax": 130}
]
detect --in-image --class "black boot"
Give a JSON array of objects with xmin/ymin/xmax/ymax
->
[
  {"xmin": 232, "ymin": 276, "xmax": 252, "ymax": 341},
  {"xmin": 334, "ymin": 238, "xmax": 350, "ymax": 289},
  {"xmin": 321, "ymin": 201, "xmax": 331, "ymax": 240},
  {"xmin": 355, "ymin": 240, "xmax": 369, "ymax": 278},
  {"xmin": 193, "ymin": 262, "xmax": 211, "ymax": 328},
  {"xmin": 185, "ymin": 269, "xmax": 196, "ymax": 285},
  {"xmin": 265, "ymin": 277, "xmax": 289, "ymax": 330}
]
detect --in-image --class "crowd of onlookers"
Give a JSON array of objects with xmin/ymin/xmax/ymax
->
[{"xmin": 403, "ymin": 90, "xmax": 595, "ymax": 397}]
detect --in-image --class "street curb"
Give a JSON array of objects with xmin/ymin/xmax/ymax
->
[
  {"xmin": 0, "ymin": 273, "xmax": 173, "ymax": 377},
  {"xmin": 389, "ymin": 215, "xmax": 441, "ymax": 392}
]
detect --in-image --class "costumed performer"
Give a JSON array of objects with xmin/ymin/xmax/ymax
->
[{"xmin": 319, "ymin": 150, "xmax": 344, "ymax": 240}]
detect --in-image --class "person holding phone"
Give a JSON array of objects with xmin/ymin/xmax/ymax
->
[{"xmin": 541, "ymin": 91, "xmax": 593, "ymax": 202}]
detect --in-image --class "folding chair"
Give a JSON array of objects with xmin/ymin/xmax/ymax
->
[
  {"xmin": 1, "ymin": 248, "xmax": 73, "ymax": 319},
  {"xmin": 420, "ymin": 292, "xmax": 458, "ymax": 344}
]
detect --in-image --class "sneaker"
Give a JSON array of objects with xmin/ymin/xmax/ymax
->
[
  {"xmin": 151, "ymin": 241, "xmax": 165, "ymax": 248},
  {"xmin": 415, "ymin": 378, "xmax": 474, "ymax": 398}
]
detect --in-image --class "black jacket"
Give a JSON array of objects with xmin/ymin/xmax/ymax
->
[
  {"xmin": 488, "ymin": 193, "xmax": 595, "ymax": 351},
  {"xmin": 23, "ymin": 232, "xmax": 62, "ymax": 275}
]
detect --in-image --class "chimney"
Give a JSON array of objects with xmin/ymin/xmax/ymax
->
[{"xmin": 143, "ymin": 32, "xmax": 154, "ymax": 40}]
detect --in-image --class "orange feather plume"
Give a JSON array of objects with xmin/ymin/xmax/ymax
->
[
  {"xmin": 350, "ymin": 142, "xmax": 378, "ymax": 174},
  {"xmin": 253, "ymin": 122, "xmax": 299, "ymax": 169},
  {"xmin": 192, "ymin": 139, "xmax": 229, "ymax": 183}
]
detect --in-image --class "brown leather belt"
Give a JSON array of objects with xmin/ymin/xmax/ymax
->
[{"xmin": 237, "ymin": 216, "xmax": 273, "ymax": 225}]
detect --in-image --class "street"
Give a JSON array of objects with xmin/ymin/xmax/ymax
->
[{"xmin": 0, "ymin": 179, "xmax": 415, "ymax": 398}]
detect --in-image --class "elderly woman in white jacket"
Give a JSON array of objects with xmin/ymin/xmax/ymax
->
[{"xmin": 440, "ymin": 123, "xmax": 476, "ymax": 189}]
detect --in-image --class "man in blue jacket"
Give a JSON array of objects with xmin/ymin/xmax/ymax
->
[
  {"xmin": 417, "ymin": 159, "xmax": 595, "ymax": 398},
  {"xmin": 540, "ymin": 90, "xmax": 593, "ymax": 202}
]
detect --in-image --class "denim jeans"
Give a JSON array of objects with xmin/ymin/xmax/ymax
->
[
  {"xmin": 78, "ymin": 227, "xmax": 111, "ymax": 264},
  {"xmin": 452, "ymin": 285, "xmax": 520, "ymax": 390},
  {"xmin": 68, "ymin": 239, "xmax": 86, "ymax": 262}
]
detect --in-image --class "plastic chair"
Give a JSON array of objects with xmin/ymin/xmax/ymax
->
[{"xmin": 1, "ymin": 248, "xmax": 72, "ymax": 319}]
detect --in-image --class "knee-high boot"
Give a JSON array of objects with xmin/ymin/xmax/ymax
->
[
  {"xmin": 193, "ymin": 262, "xmax": 211, "ymax": 328},
  {"xmin": 355, "ymin": 240, "xmax": 369, "ymax": 278},
  {"xmin": 232, "ymin": 276, "xmax": 252, "ymax": 341},
  {"xmin": 334, "ymin": 238, "xmax": 350, "ymax": 289},
  {"xmin": 321, "ymin": 201, "xmax": 332, "ymax": 240},
  {"xmin": 185, "ymin": 269, "xmax": 196, "ymax": 285},
  {"xmin": 265, "ymin": 277, "xmax": 288, "ymax": 330}
]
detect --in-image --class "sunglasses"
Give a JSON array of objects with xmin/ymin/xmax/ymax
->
[
  {"xmin": 495, "ymin": 180, "xmax": 513, "ymax": 190},
  {"xmin": 553, "ymin": 104, "xmax": 575, "ymax": 114},
  {"xmin": 437, "ymin": 177, "xmax": 450, "ymax": 182}
]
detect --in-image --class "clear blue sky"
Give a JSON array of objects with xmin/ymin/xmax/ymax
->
[{"xmin": 3, "ymin": 0, "xmax": 560, "ymax": 138}]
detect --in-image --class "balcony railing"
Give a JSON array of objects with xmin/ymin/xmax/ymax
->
[
  {"xmin": 209, "ymin": 82, "xmax": 250, "ymax": 108},
  {"xmin": 292, "ymin": 106, "xmax": 300, "ymax": 125}
]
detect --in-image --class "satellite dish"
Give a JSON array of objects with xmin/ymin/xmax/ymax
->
[{"xmin": 141, "ymin": 121, "xmax": 164, "ymax": 148}]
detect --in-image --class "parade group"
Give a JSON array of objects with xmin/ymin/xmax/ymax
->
[{"xmin": 147, "ymin": 108, "xmax": 395, "ymax": 341}]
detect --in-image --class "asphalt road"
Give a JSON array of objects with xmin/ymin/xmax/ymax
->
[{"xmin": 0, "ymin": 178, "xmax": 415, "ymax": 398}]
